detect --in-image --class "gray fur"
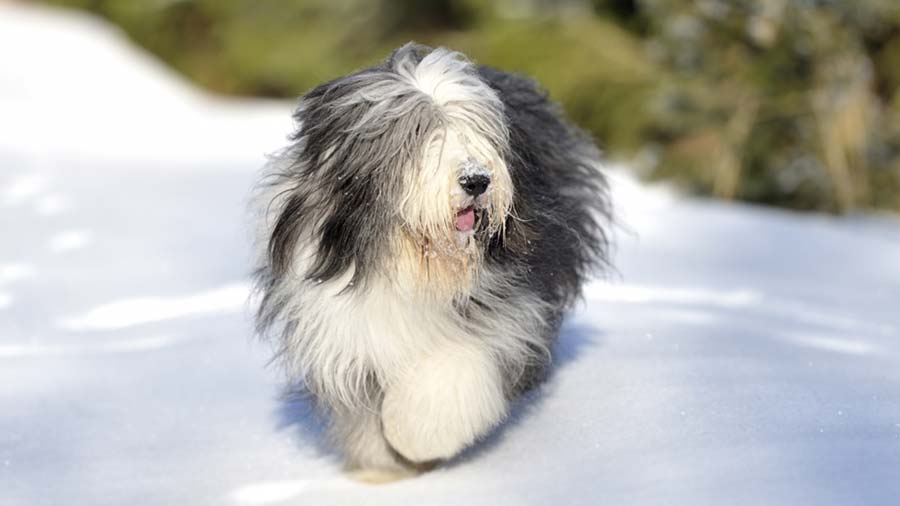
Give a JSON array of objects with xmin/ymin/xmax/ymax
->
[{"xmin": 254, "ymin": 43, "xmax": 610, "ymax": 476}]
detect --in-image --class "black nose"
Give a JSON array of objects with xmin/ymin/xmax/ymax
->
[{"xmin": 460, "ymin": 174, "xmax": 490, "ymax": 197}]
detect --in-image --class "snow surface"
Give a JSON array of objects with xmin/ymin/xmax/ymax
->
[{"xmin": 2, "ymin": 4, "xmax": 900, "ymax": 505}]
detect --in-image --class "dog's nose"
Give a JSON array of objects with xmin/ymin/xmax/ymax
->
[{"xmin": 460, "ymin": 174, "xmax": 490, "ymax": 197}]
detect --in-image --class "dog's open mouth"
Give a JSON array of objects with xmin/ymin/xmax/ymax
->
[{"xmin": 455, "ymin": 206, "xmax": 476, "ymax": 232}]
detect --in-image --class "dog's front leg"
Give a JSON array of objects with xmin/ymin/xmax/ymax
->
[
  {"xmin": 380, "ymin": 339, "xmax": 508, "ymax": 463},
  {"xmin": 332, "ymin": 406, "xmax": 420, "ymax": 483}
]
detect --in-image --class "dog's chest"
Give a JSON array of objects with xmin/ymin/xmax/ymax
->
[{"xmin": 301, "ymin": 275, "xmax": 467, "ymax": 383}]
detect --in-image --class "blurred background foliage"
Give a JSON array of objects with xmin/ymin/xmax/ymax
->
[{"xmin": 35, "ymin": 0, "xmax": 900, "ymax": 214}]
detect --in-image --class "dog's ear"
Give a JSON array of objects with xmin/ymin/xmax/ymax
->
[
  {"xmin": 267, "ymin": 189, "xmax": 306, "ymax": 279},
  {"xmin": 269, "ymin": 64, "xmax": 442, "ymax": 288}
]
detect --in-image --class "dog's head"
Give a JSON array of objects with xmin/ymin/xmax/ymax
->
[{"xmin": 265, "ymin": 44, "xmax": 514, "ymax": 299}]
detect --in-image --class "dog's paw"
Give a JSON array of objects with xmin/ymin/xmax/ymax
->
[
  {"xmin": 346, "ymin": 467, "xmax": 419, "ymax": 484},
  {"xmin": 380, "ymin": 343, "xmax": 507, "ymax": 462},
  {"xmin": 381, "ymin": 387, "xmax": 469, "ymax": 462}
]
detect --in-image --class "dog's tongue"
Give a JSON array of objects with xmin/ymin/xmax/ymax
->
[{"xmin": 456, "ymin": 207, "xmax": 475, "ymax": 231}]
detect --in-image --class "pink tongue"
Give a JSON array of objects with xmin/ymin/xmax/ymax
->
[{"xmin": 456, "ymin": 207, "xmax": 475, "ymax": 231}]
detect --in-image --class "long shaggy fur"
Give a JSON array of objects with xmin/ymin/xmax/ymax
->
[{"xmin": 254, "ymin": 43, "xmax": 610, "ymax": 480}]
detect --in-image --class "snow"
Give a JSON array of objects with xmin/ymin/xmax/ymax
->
[{"xmin": 2, "ymin": 3, "xmax": 900, "ymax": 505}]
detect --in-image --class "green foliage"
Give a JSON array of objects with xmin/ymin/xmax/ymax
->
[
  {"xmin": 35, "ymin": 0, "xmax": 900, "ymax": 213},
  {"xmin": 636, "ymin": 0, "xmax": 900, "ymax": 212}
]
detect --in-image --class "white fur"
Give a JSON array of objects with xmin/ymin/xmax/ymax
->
[
  {"xmin": 381, "ymin": 337, "xmax": 507, "ymax": 462},
  {"xmin": 272, "ymin": 251, "xmax": 548, "ymax": 412},
  {"xmin": 277, "ymin": 261, "xmax": 549, "ymax": 474},
  {"xmin": 257, "ymin": 46, "xmax": 551, "ymax": 476},
  {"xmin": 395, "ymin": 49, "xmax": 513, "ymax": 245}
]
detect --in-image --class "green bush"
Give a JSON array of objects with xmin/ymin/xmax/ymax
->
[{"xmin": 36, "ymin": 0, "xmax": 900, "ymax": 213}]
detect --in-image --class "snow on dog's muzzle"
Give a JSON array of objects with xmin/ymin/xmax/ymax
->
[{"xmin": 458, "ymin": 157, "xmax": 491, "ymax": 198}]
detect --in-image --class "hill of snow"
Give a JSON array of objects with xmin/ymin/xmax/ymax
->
[{"xmin": 2, "ymin": 4, "xmax": 899, "ymax": 505}]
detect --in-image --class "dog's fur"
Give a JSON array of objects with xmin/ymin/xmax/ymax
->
[{"xmin": 254, "ymin": 43, "xmax": 610, "ymax": 481}]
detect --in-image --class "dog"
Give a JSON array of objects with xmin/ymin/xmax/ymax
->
[{"xmin": 254, "ymin": 43, "xmax": 610, "ymax": 482}]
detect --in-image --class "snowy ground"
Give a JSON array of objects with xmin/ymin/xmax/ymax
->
[{"xmin": 2, "ymin": 4, "xmax": 900, "ymax": 505}]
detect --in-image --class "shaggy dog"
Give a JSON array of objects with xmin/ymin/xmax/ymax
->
[{"xmin": 254, "ymin": 43, "xmax": 610, "ymax": 482}]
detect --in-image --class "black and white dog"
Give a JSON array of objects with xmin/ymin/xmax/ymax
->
[{"xmin": 255, "ymin": 43, "xmax": 610, "ymax": 482}]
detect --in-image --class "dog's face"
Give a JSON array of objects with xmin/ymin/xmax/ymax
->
[
  {"xmin": 267, "ymin": 44, "xmax": 515, "ymax": 299},
  {"xmin": 401, "ymin": 122, "xmax": 512, "ymax": 252}
]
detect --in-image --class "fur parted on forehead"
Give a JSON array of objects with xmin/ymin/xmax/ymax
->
[{"xmin": 263, "ymin": 43, "xmax": 513, "ymax": 292}]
